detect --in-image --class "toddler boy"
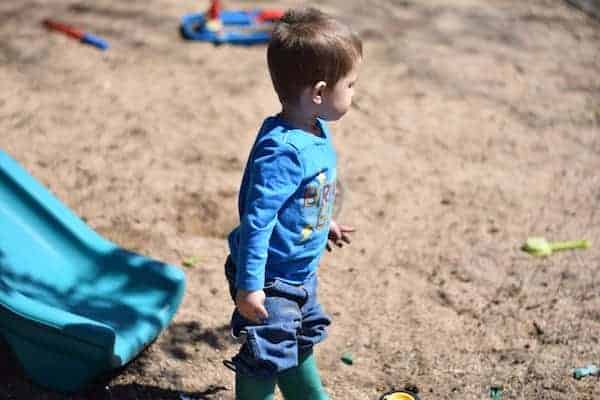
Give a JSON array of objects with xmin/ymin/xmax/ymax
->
[{"xmin": 225, "ymin": 8, "xmax": 362, "ymax": 399}]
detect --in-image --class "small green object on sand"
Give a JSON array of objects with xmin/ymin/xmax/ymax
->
[
  {"xmin": 521, "ymin": 237, "xmax": 589, "ymax": 257},
  {"xmin": 341, "ymin": 352, "xmax": 353, "ymax": 365},
  {"xmin": 573, "ymin": 364, "xmax": 600, "ymax": 379},
  {"xmin": 490, "ymin": 385, "xmax": 503, "ymax": 400},
  {"xmin": 182, "ymin": 255, "xmax": 201, "ymax": 268}
]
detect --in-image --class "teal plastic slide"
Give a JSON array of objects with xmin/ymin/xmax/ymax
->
[{"xmin": 0, "ymin": 150, "xmax": 186, "ymax": 392}]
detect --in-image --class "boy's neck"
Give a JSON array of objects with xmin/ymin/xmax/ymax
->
[{"xmin": 279, "ymin": 106, "xmax": 321, "ymax": 136}]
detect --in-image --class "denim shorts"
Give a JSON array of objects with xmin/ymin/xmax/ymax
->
[{"xmin": 224, "ymin": 255, "xmax": 331, "ymax": 378}]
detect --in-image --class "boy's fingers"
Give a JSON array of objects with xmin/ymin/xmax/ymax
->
[
  {"xmin": 341, "ymin": 235, "xmax": 351, "ymax": 244},
  {"xmin": 241, "ymin": 306, "xmax": 268, "ymax": 324},
  {"xmin": 256, "ymin": 304, "xmax": 269, "ymax": 321},
  {"xmin": 339, "ymin": 225, "xmax": 356, "ymax": 232},
  {"xmin": 332, "ymin": 223, "xmax": 342, "ymax": 239},
  {"xmin": 326, "ymin": 243, "xmax": 332, "ymax": 252}
]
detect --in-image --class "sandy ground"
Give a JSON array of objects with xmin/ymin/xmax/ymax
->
[{"xmin": 1, "ymin": 0, "xmax": 600, "ymax": 399}]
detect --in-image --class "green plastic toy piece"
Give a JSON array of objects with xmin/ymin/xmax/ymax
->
[
  {"xmin": 573, "ymin": 364, "xmax": 600, "ymax": 380},
  {"xmin": 490, "ymin": 386, "xmax": 503, "ymax": 400},
  {"xmin": 182, "ymin": 255, "xmax": 201, "ymax": 268},
  {"xmin": 341, "ymin": 351, "xmax": 354, "ymax": 365},
  {"xmin": 521, "ymin": 237, "xmax": 589, "ymax": 257}
]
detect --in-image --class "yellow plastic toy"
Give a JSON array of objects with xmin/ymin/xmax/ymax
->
[{"xmin": 380, "ymin": 391, "xmax": 420, "ymax": 400}]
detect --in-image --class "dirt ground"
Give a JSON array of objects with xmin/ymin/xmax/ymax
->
[{"xmin": 1, "ymin": 0, "xmax": 600, "ymax": 399}]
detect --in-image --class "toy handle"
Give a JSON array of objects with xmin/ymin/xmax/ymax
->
[
  {"xmin": 552, "ymin": 239, "xmax": 589, "ymax": 252},
  {"xmin": 43, "ymin": 19, "xmax": 83, "ymax": 39},
  {"xmin": 81, "ymin": 33, "xmax": 109, "ymax": 50}
]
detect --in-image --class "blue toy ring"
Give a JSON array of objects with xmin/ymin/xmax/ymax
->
[{"xmin": 180, "ymin": 11, "xmax": 273, "ymax": 45}]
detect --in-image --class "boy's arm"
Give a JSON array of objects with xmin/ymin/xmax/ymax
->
[{"xmin": 236, "ymin": 140, "xmax": 303, "ymax": 291}]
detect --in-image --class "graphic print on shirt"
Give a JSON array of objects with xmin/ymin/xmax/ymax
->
[{"xmin": 300, "ymin": 171, "xmax": 336, "ymax": 242}]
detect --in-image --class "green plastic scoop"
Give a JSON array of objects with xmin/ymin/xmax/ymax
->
[{"xmin": 521, "ymin": 237, "xmax": 589, "ymax": 257}]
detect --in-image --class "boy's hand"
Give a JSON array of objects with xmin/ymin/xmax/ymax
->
[
  {"xmin": 327, "ymin": 219, "xmax": 355, "ymax": 251},
  {"xmin": 235, "ymin": 289, "xmax": 269, "ymax": 323}
]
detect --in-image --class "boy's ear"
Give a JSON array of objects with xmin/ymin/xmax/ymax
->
[{"xmin": 311, "ymin": 81, "xmax": 327, "ymax": 105}]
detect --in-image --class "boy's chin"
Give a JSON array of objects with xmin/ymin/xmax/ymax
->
[{"xmin": 319, "ymin": 112, "xmax": 346, "ymax": 122}]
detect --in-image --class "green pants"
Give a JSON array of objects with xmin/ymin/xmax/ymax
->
[{"xmin": 235, "ymin": 351, "xmax": 328, "ymax": 400}]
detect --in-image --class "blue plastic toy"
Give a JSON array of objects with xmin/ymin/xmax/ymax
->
[
  {"xmin": 180, "ymin": 0, "xmax": 283, "ymax": 45},
  {"xmin": 573, "ymin": 364, "xmax": 600, "ymax": 379},
  {"xmin": 0, "ymin": 150, "xmax": 185, "ymax": 392}
]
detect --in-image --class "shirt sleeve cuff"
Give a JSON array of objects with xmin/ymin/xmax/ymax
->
[{"xmin": 235, "ymin": 273, "xmax": 264, "ymax": 292}]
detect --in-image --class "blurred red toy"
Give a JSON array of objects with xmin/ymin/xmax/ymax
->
[
  {"xmin": 43, "ymin": 19, "xmax": 109, "ymax": 50},
  {"xmin": 257, "ymin": 9, "xmax": 284, "ymax": 22},
  {"xmin": 207, "ymin": 0, "xmax": 221, "ymax": 20}
]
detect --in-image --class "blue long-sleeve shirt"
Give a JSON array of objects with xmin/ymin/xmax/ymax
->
[{"xmin": 228, "ymin": 115, "xmax": 337, "ymax": 291}]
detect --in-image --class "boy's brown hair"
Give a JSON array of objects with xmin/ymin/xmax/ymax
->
[{"xmin": 267, "ymin": 8, "xmax": 362, "ymax": 105}]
